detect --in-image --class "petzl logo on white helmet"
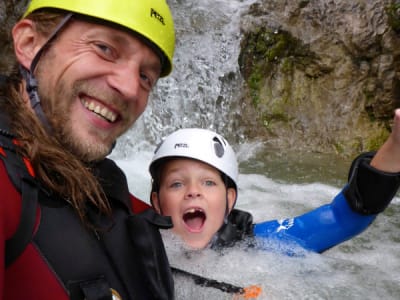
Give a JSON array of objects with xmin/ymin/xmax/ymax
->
[
  {"xmin": 174, "ymin": 143, "xmax": 188, "ymax": 149},
  {"xmin": 150, "ymin": 128, "xmax": 238, "ymax": 189}
]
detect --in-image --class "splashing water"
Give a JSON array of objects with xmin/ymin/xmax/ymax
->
[{"xmin": 111, "ymin": 0, "xmax": 400, "ymax": 298}]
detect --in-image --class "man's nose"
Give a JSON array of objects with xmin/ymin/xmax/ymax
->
[{"xmin": 107, "ymin": 64, "xmax": 141, "ymax": 100}]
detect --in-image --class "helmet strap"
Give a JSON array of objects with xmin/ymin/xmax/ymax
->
[
  {"xmin": 156, "ymin": 192, "xmax": 165, "ymax": 215},
  {"xmin": 21, "ymin": 13, "xmax": 74, "ymax": 133},
  {"xmin": 20, "ymin": 66, "xmax": 52, "ymax": 132},
  {"xmin": 223, "ymin": 176, "xmax": 230, "ymax": 224},
  {"xmin": 30, "ymin": 13, "xmax": 73, "ymax": 73}
]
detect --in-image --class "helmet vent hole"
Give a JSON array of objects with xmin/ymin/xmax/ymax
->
[{"xmin": 213, "ymin": 137, "xmax": 224, "ymax": 158}]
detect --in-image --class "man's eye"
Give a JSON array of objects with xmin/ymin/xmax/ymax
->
[
  {"xmin": 94, "ymin": 43, "xmax": 114, "ymax": 59},
  {"xmin": 140, "ymin": 72, "xmax": 155, "ymax": 91}
]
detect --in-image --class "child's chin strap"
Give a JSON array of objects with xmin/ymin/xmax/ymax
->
[
  {"xmin": 20, "ymin": 13, "xmax": 73, "ymax": 133},
  {"xmin": 223, "ymin": 175, "xmax": 236, "ymax": 224}
]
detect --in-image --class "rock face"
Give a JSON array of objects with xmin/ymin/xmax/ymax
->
[
  {"xmin": 2, "ymin": 0, "xmax": 400, "ymax": 156},
  {"xmin": 238, "ymin": 0, "xmax": 400, "ymax": 155}
]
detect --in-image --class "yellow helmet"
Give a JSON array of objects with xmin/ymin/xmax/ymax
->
[{"xmin": 23, "ymin": 0, "xmax": 175, "ymax": 76}]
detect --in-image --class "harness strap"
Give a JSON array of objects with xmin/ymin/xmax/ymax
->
[
  {"xmin": 0, "ymin": 131, "xmax": 40, "ymax": 268},
  {"xmin": 5, "ymin": 177, "xmax": 38, "ymax": 267}
]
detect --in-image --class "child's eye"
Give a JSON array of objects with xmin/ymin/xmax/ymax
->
[
  {"xmin": 204, "ymin": 180, "xmax": 216, "ymax": 186},
  {"xmin": 170, "ymin": 181, "xmax": 183, "ymax": 188}
]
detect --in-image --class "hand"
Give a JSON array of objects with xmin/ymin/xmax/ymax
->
[{"xmin": 371, "ymin": 109, "xmax": 400, "ymax": 173}]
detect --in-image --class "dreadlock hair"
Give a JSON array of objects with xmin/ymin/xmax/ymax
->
[{"xmin": 0, "ymin": 9, "xmax": 112, "ymax": 227}]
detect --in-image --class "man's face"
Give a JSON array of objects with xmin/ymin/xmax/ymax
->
[{"xmin": 34, "ymin": 19, "xmax": 162, "ymax": 162}]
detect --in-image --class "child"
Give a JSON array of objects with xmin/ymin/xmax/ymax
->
[
  {"xmin": 149, "ymin": 111, "xmax": 400, "ymax": 252},
  {"xmin": 149, "ymin": 128, "xmax": 239, "ymax": 249}
]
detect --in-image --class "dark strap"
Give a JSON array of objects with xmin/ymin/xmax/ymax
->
[
  {"xmin": 171, "ymin": 266, "xmax": 244, "ymax": 294},
  {"xmin": 212, "ymin": 209, "xmax": 254, "ymax": 248},
  {"xmin": 93, "ymin": 158, "xmax": 132, "ymax": 211},
  {"xmin": 5, "ymin": 178, "xmax": 38, "ymax": 267},
  {"xmin": 126, "ymin": 210, "xmax": 174, "ymax": 299},
  {"xmin": 79, "ymin": 277, "xmax": 113, "ymax": 300},
  {"xmin": 0, "ymin": 127, "xmax": 40, "ymax": 268}
]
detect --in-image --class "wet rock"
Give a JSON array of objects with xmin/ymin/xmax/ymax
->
[{"xmin": 238, "ymin": 0, "xmax": 400, "ymax": 156}]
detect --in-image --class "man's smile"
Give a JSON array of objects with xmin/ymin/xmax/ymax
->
[{"xmin": 81, "ymin": 97, "xmax": 118, "ymax": 123}]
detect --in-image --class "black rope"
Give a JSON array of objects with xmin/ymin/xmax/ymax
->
[{"xmin": 171, "ymin": 266, "xmax": 244, "ymax": 294}]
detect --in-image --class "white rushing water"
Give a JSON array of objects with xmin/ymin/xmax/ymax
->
[{"xmin": 111, "ymin": 0, "xmax": 400, "ymax": 298}]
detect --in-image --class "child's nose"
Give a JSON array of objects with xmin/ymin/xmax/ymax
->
[
  {"xmin": 185, "ymin": 184, "xmax": 201, "ymax": 199},
  {"xmin": 187, "ymin": 191, "xmax": 201, "ymax": 198}
]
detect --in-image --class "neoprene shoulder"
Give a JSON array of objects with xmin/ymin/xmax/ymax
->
[{"xmin": 0, "ymin": 106, "xmax": 175, "ymax": 299}]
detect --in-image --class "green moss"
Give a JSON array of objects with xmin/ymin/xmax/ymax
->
[
  {"xmin": 240, "ymin": 27, "xmax": 317, "ymax": 111},
  {"xmin": 260, "ymin": 98, "xmax": 291, "ymax": 131},
  {"xmin": 239, "ymin": 28, "xmax": 306, "ymax": 79},
  {"xmin": 386, "ymin": 3, "xmax": 400, "ymax": 33},
  {"xmin": 247, "ymin": 66, "xmax": 263, "ymax": 106},
  {"xmin": 365, "ymin": 128, "xmax": 390, "ymax": 151},
  {"xmin": 265, "ymin": 32, "xmax": 290, "ymax": 61},
  {"xmin": 333, "ymin": 142, "xmax": 345, "ymax": 155},
  {"xmin": 281, "ymin": 57, "xmax": 295, "ymax": 74},
  {"xmin": 299, "ymin": 0, "xmax": 310, "ymax": 9}
]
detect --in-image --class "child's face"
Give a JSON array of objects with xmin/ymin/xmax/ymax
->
[{"xmin": 152, "ymin": 158, "xmax": 236, "ymax": 249}]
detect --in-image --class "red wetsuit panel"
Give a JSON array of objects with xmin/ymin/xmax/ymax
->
[
  {"xmin": 4, "ymin": 244, "xmax": 68, "ymax": 300},
  {"xmin": 130, "ymin": 194, "xmax": 151, "ymax": 213},
  {"xmin": 0, "ymin": 160, "xmax": 68, "ymax": 300}
]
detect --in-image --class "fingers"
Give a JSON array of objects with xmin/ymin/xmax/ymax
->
[{"xmin": 370, "ymin": 109, "xmax": 400, "ymax": 172}]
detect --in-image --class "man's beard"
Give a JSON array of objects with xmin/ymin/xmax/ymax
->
[{"xmin": 37, "ymin": 81, "xmax": 114, "ymax": 162}]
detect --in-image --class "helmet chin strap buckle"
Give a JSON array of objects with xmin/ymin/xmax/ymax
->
[{"xmin": 19, "ymin": 66, "xmax": 52, "ymax": 133}]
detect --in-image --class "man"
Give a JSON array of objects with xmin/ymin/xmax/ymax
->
[{"xmin": 1, "ymin": 0, "xmax": 175, "ymax": 299}]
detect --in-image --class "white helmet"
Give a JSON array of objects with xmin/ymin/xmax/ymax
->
[{"xmin": 149, "ymin": 128, "xmax": 238, "ymax": 190}]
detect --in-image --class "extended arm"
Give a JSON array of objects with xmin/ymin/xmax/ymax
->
[
  {"xmin": 254, "ymin": 109, "xmax": 400, "ymax": 253},
  {"xmin": 253, "ymin": 192, "xmax": 375, "ymax": 253}
]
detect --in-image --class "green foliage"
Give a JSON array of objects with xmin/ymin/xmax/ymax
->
[
  {"xmin": 386, "ymin": 3, "xmax": 400, "ymax": 33},
  {"xmin": 239, "ymin": 27, "xmax": 316, "ymax": 110},
  {"xmin": 365, "ymin": 128, "xmax": 390, "ymax": 151}
]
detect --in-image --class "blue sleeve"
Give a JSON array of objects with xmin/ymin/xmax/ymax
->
[{"xmin": 253, "ymin": 188, "xmax": 376, "ymax": 253}]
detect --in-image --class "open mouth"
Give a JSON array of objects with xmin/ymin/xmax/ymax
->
[
  {"xmin": 183, "ymin": 208, "xmax": 206, "ymax": 232},
  {"xmin": 82, "ymin": 98, "xmax": 118, "ymax": 123}
]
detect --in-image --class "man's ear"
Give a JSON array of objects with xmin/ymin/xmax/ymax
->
[
  {"xmin": 12, "ymin": 19, "xmax": 45, "ymax": 70},
  {"xmin": 151, "ymin": 192, "xmax": 161, "ymax": 214},
  {"xmin": 227, "ymin": 188, "xmax": 237, "ymax": 214}
]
